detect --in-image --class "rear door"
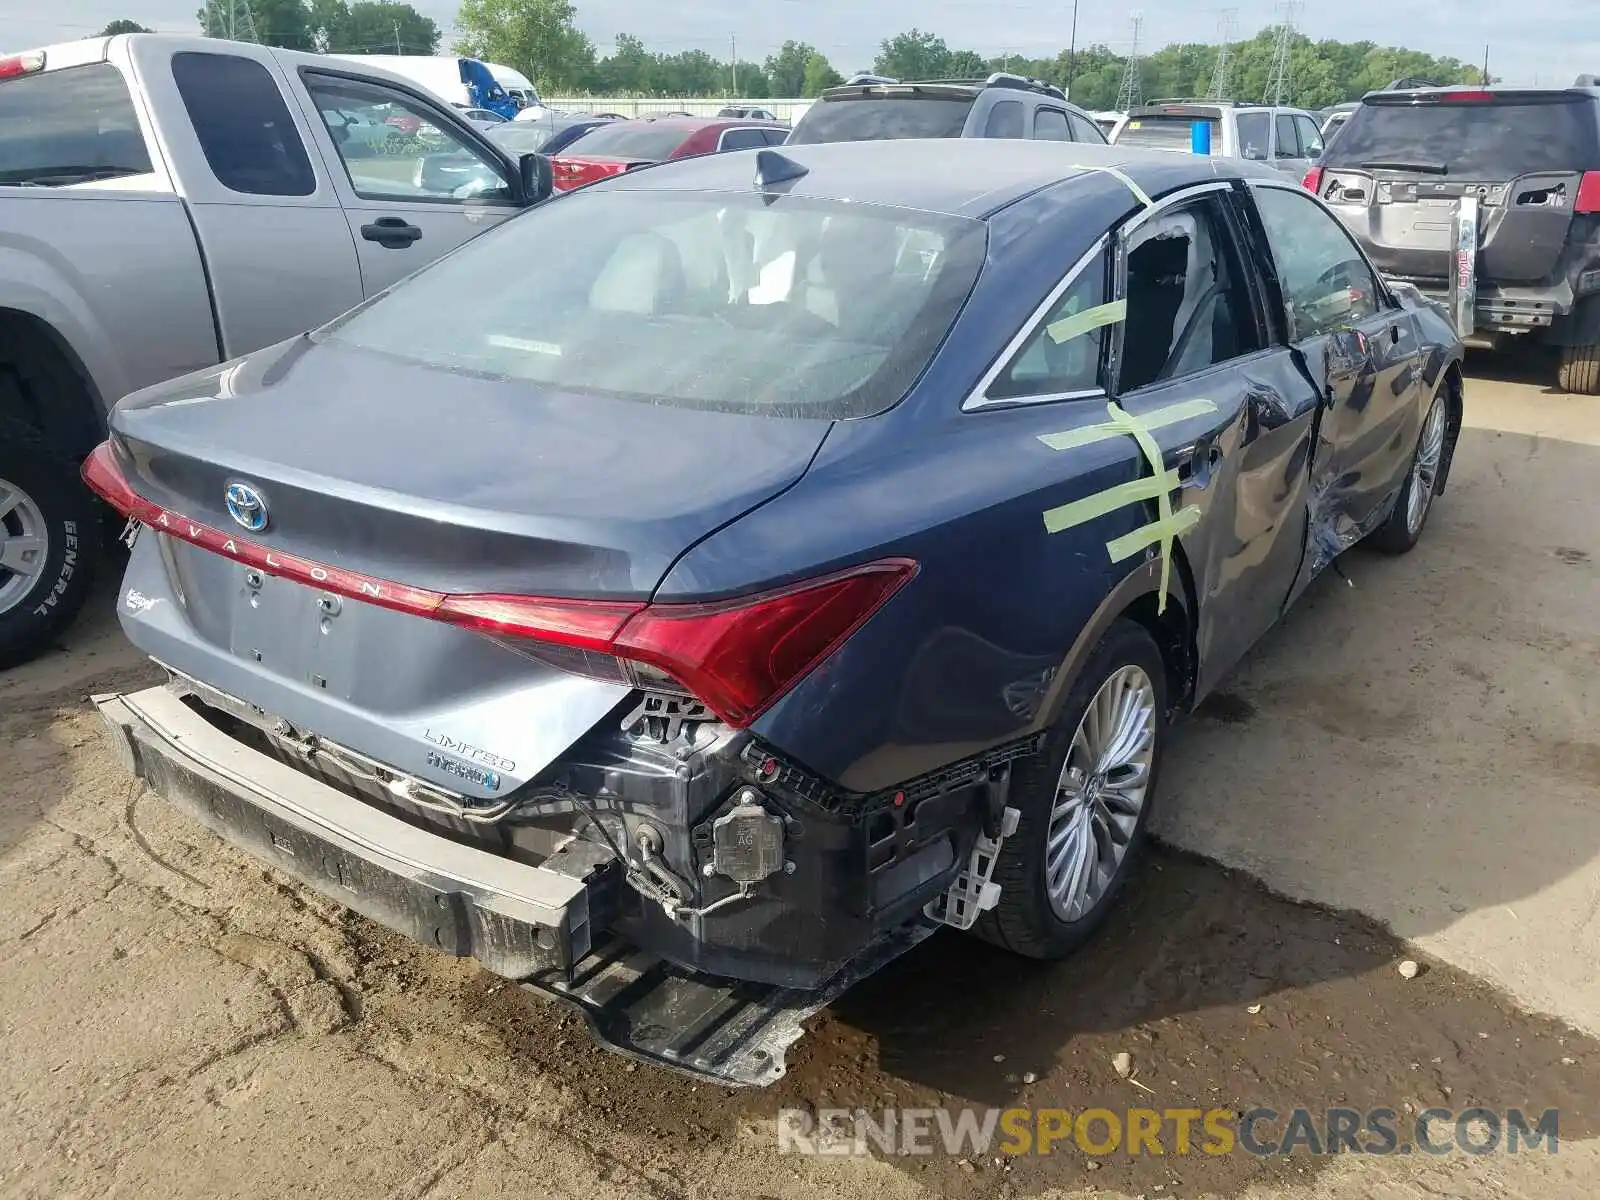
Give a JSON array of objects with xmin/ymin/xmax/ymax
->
[
  {"xmin": 137, "ymin": 46, "xmax": 364, "ymax": 360},
  {"xmin": 1106, "ymin": 185, "xmax": 1323, "ymax": 691},
  {"xmin": 1315, "ymin": 91, "xmax": 1600, "ymax": 286},
  {"xmin": 293, "ymin": 69, "xmax": 520, "ymax": 298},
  {"xmin": 1244, "ymin": 181, "xmax": 1425, "ymax": 591}
]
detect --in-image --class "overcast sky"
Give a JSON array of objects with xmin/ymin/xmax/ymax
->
[{"xmin": 5, "ymin": 0, "xmax": 1596, "ymax": 89}]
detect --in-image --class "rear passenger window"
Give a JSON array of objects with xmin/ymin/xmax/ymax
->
[
  {"xmin": 1274, "ymin": 113, "xmax": 1301, "ymax": 158},
  {"xmin": 718, "ymin": 127, "xmax": 767, "ymax": 151},
  {"xmin": 1068, "ymin": 114, "xmax": 1104, "ymax": 143},
  {"xmin": 172, "ymin": 52, "xmax": 315, "ymax": 197},
  {"xmin": 985, "ymin": 100, "xmax": 1025, "ymax": 139},
  {"xmin": 1117, "ymin": 196, "xmax": 1261, "ymax": 393},
  {"xmin": 1034, "ymin": 108, "xmax": 1071, "ymax": 141},
  {"xmin": 0, "ymin": 63, "xmax": 153, "ymax": 187},
  {"xmin": 1236, "ymin": 111, "xmax": 1270, "ymax": 161},
  {"xmin": 986, "ymin": 251, "xmax": 1108, "ymax": 401}
]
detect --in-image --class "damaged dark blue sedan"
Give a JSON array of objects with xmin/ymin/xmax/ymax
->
[{"xmin": 83, "ymin": 140, "xmax": 1463, "ymax": 1085}]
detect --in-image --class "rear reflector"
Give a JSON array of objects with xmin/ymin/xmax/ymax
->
[
  {"xmin": 82, "ymin": 440, "xmax": 916, "ymax": 728},
  {"xmin": 0, "ymin": 52, "xmax": 45, "ymax": 79},
  {"xmin": 1302, "ymin": 166, "xmax": 1324, "ymax": 194},
  {"xmin": 1577, "ymin": 172, "xmax": 1600, "ymax": 214}
]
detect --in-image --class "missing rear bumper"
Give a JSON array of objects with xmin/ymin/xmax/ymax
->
[
  {"xmin": 523, "ymin": 921, "xmax": 936, "ymax": 1087},
  {"xmin": 93, "ymin": 685, "xmax": 603, "ymax": 977}
]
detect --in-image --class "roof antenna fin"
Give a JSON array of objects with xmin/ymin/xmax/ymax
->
[{"xmin": 754, "ymin": 149, "xmax": 808, "ymax": 190}]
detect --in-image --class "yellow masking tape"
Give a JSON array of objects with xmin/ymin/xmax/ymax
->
[
  {"xmin": 1038, "ymin": 397, "xmax": 1218, "ymax": 452},
  {"xmin": 1046, "ymin": 298, "xmax": 1126, "ymax": 345},
  {"xmin": 1107, "ymin": 504, "xmax": 1202, "ymax": 561},
  {"xmin": 1098, "ymin": 165, "xmax": 1155, "ymax": 209},
  {"xmin": 1104, "ymin": 401, "xmax": 1183, "ymax": 612},
  {"xmin": 1039, "ymin": 400, "xmax": 1218, "ymax": 614}
]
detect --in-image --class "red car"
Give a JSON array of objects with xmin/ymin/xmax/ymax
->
[{"xmin": 550, "ymin": 116, "xmax": 789, "ymax": 190}]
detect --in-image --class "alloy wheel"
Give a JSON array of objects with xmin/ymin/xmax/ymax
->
[
  {"xmin": 1044, "ymin": 664, "xmax": 1157, "ymax": 922},
  {"xmin": 0, "ymin": 475, "xmax": 49, "ymax": 618}
]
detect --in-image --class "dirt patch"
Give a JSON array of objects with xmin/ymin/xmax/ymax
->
[{"xmin": 456, "ymin": 845, "xmax": 1600, "ymax": 1198}]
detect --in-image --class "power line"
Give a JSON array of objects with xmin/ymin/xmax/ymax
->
[{"xmin": 1115, "ymin": 12, "xmax": 1144, "ymax": 111}]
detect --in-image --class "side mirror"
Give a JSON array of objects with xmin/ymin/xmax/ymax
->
[{"xmin": 519, "ymin": 152, "xmax": 554, "ymax": 204}]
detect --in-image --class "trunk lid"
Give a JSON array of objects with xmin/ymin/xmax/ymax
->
[
  {"xmin": 550, "ymin": 155, "xmax": 643, "ymax": 191},
  {"xmin": 101, "ymin": 336, "xmax": 833, "ymax": 797},
  {"xmin": 1319, "ymin": 91, "xmax": 1600, "ymax": 285}
]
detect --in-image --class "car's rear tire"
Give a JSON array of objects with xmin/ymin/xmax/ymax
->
[
  {"xmin": 1368, "ymin": 391, "xmax": 1447, "ymax": 555},
  {"xmin": 973, "ymin": 618, "xmax": 1168, "ymax": 960},
  {"xmin": 0, "ymin": 412, "xmax": 101, "ymax": 670},
  {"xmin": 1557, "ymin": 344, "xmax": 1600, "ymax": 395}
]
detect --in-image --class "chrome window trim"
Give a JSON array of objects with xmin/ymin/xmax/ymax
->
[{"xmin": 961, "ymin": 234, "xmax": 1111, "ymax": 412}]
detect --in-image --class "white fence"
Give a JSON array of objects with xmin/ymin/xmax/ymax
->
[{"xmin": 542, "ymin": 96, "xmax": 814, "ymax": 123}]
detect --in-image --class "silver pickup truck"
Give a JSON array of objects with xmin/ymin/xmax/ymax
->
[{"xmin": 0, "ymin": 34, "xmax": 553, "ymax": 668}]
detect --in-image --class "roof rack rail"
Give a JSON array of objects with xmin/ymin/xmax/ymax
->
[
  {"xmin": 983, "ymin": 71, "xmax": 1067, "ymax": 100},
  {"xmin": 1145, "ymin": 96, "xmax": 1243, "ymax": 107}
]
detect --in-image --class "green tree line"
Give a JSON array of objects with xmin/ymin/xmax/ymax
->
[
  {"xmin": 194, "ymin": 0, "xmax": 442, "ymax": 54},
  {"xmin": 167, "ymin": 0, "xmax": 1483, "ymax": 108},
  {"xmin": 454, "ymin": 3, "xmax": 1483, "ymax": 107}
]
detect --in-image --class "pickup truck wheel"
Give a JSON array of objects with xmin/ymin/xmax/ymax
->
[
  {"xmin": 973, "ymin": 619, "xmax": 1167, "ymax": 960},
  {"xmin": 1557, "ymin": 344, "xmax": 1600, "ymax": 395},
  {"xmin": 0, "ymin": 414, "xmax": 101, "ymax": 670}
]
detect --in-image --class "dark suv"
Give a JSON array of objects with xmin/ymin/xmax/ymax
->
[
  {"xmin": 788, "ymin": 72, "xmax": 1108, "ymax": 145},
  {"xmin": 1308, "ymin": 80, "xmax": 1600, "ymax": 392}
]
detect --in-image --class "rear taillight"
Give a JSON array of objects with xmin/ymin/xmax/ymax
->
[
  {"xmin": 1302, "ymin": 166, "xmax": 1324, "ymax": 194},
  {"xmin": 0, "ymin": 51, "xmax": 45, "ymax": 80},
  {"xmin": 1577, "ymin": 172, "xmax": 1600, "ymax": 214},
  {"xmin": 82, "ymin": 441, "xmax": 916, "ymax": 728},
  {"xmin": 1436, "ymin": 89, "xmax": 1494, "ymax": 102}
]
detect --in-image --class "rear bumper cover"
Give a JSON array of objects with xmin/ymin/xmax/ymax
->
[{"xmin": 93, "ymin": 685, "xmax": 599, "ymax": 977}]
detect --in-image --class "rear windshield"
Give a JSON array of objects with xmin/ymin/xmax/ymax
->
[
  {"xmin": 789, "ymin": 96, "xmax": 973, "ymax": 143},
  {"xmin": 557, "ymin": 122, "xmax": 690, "ymax": 160},
  {"xmin": 1325, "ymin": 96, "xmax": 1600, "ymax": 176},
  {"xmin": 0, "ymin": 62, "xmax": 154, "ymax": 187},
  {"xmin": 323, "ymin": 189, "xmax": 987, "ymax": 419},
  {"xmin": 1116, "ymin": 114, "xmax": 1219, "ymax": 152}
]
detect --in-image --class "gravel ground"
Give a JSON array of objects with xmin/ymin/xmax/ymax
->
[{"xmin": 1, "ymin": 351, "xmax": 1596, "ymax": 1200}]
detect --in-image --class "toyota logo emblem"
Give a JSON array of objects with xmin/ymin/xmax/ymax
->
[{"xmin": 224, "ymin": 482, "xmax": 269, "ymax": 533}]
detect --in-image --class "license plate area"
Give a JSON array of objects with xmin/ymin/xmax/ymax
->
[{"xmin": 231, "ymin": 568, "xmax": 366, "ymax": 699}]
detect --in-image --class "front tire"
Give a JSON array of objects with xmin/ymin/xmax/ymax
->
[
  {"xmin": 1368, "ymin": 390, "xmax": 1447, "ymax": 555},
  {"xmin": 974, "ymin": 619, "xmax": 1168, "ymax": 960},
  {"xmin": 0, "ymin": 413, "xmax": 101, "ymax": 670}
]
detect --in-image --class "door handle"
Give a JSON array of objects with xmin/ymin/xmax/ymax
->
[
  {"xmin": 360, "ymin": 217, "xmax": 423, "ymax": 249},
  {"xmin": 1174, "ymin": 437, "xmax": 1223, "ymax": 487}
]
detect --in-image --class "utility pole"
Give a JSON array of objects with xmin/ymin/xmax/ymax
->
[
  {"xmin": 730, "ymin": 35, "xmax": 738, "ymax": 97},
  {"xmin": 394, "ymin": 21, "xmax": 401, "ymax": 53},
  {"xmin": 1207, "ymin": 9, "xmax": 1237, "ymax": 101},
  {"xmin": 1264, "ymin": 1, "xmax": 1298, "ymax": 106},
  {"xmin": 1115, "ymin": 13, "xmax": 1144, "ymax": 112},
  {"xmin": 1481, "ymin": 44, "xmax": 1490, "ymax": 86},
  {"xmin": 1065, "ymin": 0, "xmax": 1080, "ymax": 99}
]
